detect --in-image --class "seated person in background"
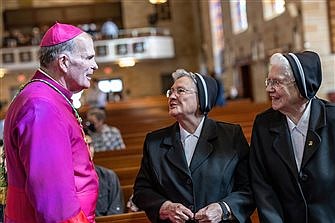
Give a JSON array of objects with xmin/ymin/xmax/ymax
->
[
  {"xmin": 86, "ymin": 134, "xmax": 125, "ymax": 215},
  {"xmin": 101, "ymin": 20, "xmax": 119, "ymax": 39},
  {"xmin": 86, "ymin": 107, "xmax": 125, "ymax": 151}
]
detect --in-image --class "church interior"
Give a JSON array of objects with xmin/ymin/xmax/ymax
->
[{"xmin": 0, "ymin": 0, "xmax": 335, "ymax": 222}]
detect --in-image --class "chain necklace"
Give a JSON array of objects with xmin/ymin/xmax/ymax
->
[
  {"xmin": 0, "ymin": 78, "xmax": 86, "ymax": 201},
  {"xmin": 11, "ymin": 78, "xmax": 94, "ymax": 162},
  {"xmin": 13, "ymin": 78, "xmax": 83, "ymax": 127}
]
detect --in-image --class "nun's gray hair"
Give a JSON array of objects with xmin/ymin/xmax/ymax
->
[
  {"xmin": 171, "ymin": 69, "xmax": 198, "ymax": 85},
  {"xmin": 269, "ymin": 53, "xmax": 294, "ymax": 80}
]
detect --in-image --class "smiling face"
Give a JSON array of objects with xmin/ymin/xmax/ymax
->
[
  {"xmin": 267, "ymin": 63, "xmax": 302, "ymax": 115},
  {"xmin": 168, "ymin": 76, "xmax": 199, "ymax": 120},
  {"xmin": 64, "ymin": 33, "xmax": 98, "ymax": 92}
]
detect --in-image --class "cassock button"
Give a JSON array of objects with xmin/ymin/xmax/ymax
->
[
  {"xmin": 186, "ymin": 178, "xmax": 192, "ymax": 184},
  {"xmin": 299, "ymin": 172, "xmax": 309, "ymax": 182},
  {"xmin": 308, "ymin": 141, "xmax": 313, "ymax": 146}
]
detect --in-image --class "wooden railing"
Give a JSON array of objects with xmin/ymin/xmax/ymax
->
[{"xmin": 96, "ymin": 211, "xmax": 150, "ymax": 223}]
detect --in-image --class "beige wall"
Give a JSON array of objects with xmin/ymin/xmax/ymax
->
[
  {"xmin": 301, "ymin": 1, "xmax": 335, "ymax": 98},
  {"xmin": 221, "ymin": 0, "xmax": 334, "ymax": 102},
  {"xmin": 122, "ymin": 0, "xmax": 153, "ymax": 28}
]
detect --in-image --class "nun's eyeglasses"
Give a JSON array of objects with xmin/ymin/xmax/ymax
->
[
  {"xmin": 265, "ymin": 78, "xmax": 295, "ymax": 88},
  {"xmin": 166, "ymin": 88, "xmax": 197, "ymax": 98}
]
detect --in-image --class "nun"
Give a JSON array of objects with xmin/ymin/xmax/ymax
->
[
  {"xmin": 4, "ymin": 22, "xmax": 99, "ymax": 222},
  {"xmin": 133, "ymin": 69, "xmax": 255, "ymax": 223},
  {"xmin": 250, "ymin": 51, "xmax": 335, "ymax": 223}
]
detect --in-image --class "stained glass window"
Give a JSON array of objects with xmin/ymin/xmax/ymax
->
[
  {"xmin": 230, "ymin": 0, "xmax": 248, "ymax": 34},
  {"xmin": 263, "ymin": 0, "xmax": 285, "ymax": 20},
  {"xmin": 209, "ymin": 0, "xmax": 224, "ymax": 74}
]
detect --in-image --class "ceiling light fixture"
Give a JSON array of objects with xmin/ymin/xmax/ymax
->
[
  {"xmin": 118, "ymin": 57, "xmax": 136, "ymax": 68},
  {"xmin": 149, "ymin": 0, "xmax": 167, "ymax": 4},
  {"xmin": 0, "ymin": 68, "xmax": 6, "ymax": 78}
]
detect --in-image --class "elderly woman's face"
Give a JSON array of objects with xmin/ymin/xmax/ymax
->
[
  {"xmin": 168, "ymin": 76, "xmax": 198, "ymax": 119},
  {"xmin": 266, "ymin": 64, "xmax": 301, "ymax": 114}
]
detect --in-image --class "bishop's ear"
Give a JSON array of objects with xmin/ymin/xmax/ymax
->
[{"xmin": 58, "ymin": 54, "xmax": 70, "ymax": 72}]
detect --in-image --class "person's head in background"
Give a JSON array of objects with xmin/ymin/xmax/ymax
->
[
  {"xmin": 39, "ymin": 22, "xmax": 98, "ymax": 93},
  {"xmin": 166, "ymin": 69, "xmax": 218, "ymax": 123},
  {"xmin": 85, "ymin": 134, "xmax": 94, "ymax": 160},
  {"xmin": 267, "ymin": 51, "xmax": 322, "ymax": 119},
  {"xmin": 86, "ymin": 107, "xmax": 106, "ymax": 133}
]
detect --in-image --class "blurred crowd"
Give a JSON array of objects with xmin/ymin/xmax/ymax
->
[{"xmin": 2, "ymin": 21, "xmax": 118, "ymax": 48}]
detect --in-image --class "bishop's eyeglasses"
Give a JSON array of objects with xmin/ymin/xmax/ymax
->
[{"xmin": 166, "ymin": 87, "xmax": 197, "ymax": 98}]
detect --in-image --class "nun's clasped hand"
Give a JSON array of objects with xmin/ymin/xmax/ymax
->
[
  {"xmin": 159, "ymin": 201, "xmax": 194, "ymax": 223},
  {"xmin": 194, "ymin": 203, "xmax": 222, "ymax": 223}
]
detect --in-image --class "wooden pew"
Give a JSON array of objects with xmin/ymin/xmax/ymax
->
[
  {"xmin": 94, "ymin": 152, "xmax": 142, "ymax": 170},
  {"xmin": 94, "ymin": 151, "xmax": 140, "ymax": 203},
  {"xmin": 115, "ymin": 166, "xmax": 139, "ymax": 186},
  {"xmin": 123, "ymin": 132, "xmax": 146, "ymax": 147},
  {"xmin": 96, "ymin": 211, "xmax": 150, "ymax": 223},
  {"xmin": 82, "ymin": 98, "xmax": 268, "ymax": 140},
  {"xmin": 121, "ymin": 184, "xmax": 134, "ymax": 205},
  {"xmin": 95, "ymin": 209, "xmax": 260, "ymax": 223}
]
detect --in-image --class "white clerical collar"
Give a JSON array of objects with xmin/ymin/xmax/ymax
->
[
  {"xmin": 180, "ymin": 117, "xmax": 205, "ymax": 142},
  {"xmin": 38, "ymin": 68, "xmax": 65, "ymax": 89},
  {"xmin": 286, "ymin": 100, "xmax": 311, "ymax": 135}
]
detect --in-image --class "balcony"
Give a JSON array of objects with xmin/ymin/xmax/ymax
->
[{"xmin": 1, "ymin": 27, "xmax": 175, "ymax": 71}]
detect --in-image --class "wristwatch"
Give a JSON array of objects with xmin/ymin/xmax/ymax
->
[{"xmin": 218, "ymin": 201, "xmax": 231, "ymax": 220}]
